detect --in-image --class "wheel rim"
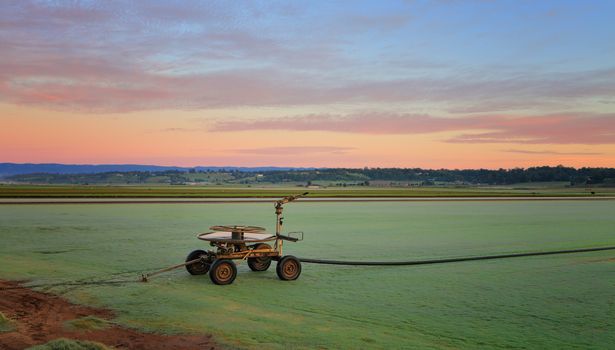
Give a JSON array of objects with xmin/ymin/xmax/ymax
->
[
  {"xmin": 253, "ymin": 259, "xmax": 266, "ymax": 268},
  {"xmin": 187, "ymin": 251, "xmax": 210, "ymax": 275},
  {"xmin": 193, "ymin": 260, "xmax": 209, "ymax": 274},
  {"xmin": 215, "ymin": 263, "xmax": 233, "ymax": 282},
  {"xmin": 253, "ymin": 255, "xmax": 271, "ymax": 269},
  {"xmin": 249, "ymin": 244, "xmax": 272, "ymax": 271},
  {"xmin": 283, "ymin": 260, "xmax": 298, "ymax": 278}
]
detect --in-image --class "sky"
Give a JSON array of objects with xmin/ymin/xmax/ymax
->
[{"xmin": 1, "ymin": 0, "xmax": 614, "ymax": 169}]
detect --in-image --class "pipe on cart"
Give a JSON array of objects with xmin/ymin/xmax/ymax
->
[{"xmin": 141, "ymin": 257, "xmax": 202, "ymax": 282}]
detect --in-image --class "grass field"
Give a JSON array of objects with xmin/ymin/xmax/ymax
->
[
  {"xmin": 1, "ymin": 184, "xmax": 613, "ymax": 198},
  {"xmin": 0, "ymin": 312, "xmax": 14, "ymax": 333},
  {"xmin": 28, "ymin": 338, "xmax": 111, "ymax": 350},
  {"xmin": 1, "ymin": 201, "xmax": 615, "ymax": 349}
]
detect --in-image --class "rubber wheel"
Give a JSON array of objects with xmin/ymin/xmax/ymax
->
[
  {"xmin": 209, "ymin": 259, "xmax": 237, "ymax": 285},
  {"xmin": 276, "ymin": 255, "xmax": 301, "ymax": 281},
  {"xmin": 185, "ymin": 250, "xmax": 210, "ymax": 275},
  {"xmin": 248, "ymin": 243, "xmax": 272, "ymax": 272}
]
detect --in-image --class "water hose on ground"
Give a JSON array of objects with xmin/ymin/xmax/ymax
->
[
  {"xmin": 298, "ymin": 245, "xmax": 615, "ymax": 266},
  {"xmin": 2, "ymin": 246, "xmax": 613, "ymax": 291}
]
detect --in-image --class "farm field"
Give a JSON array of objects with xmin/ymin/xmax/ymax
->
[
  {"xmin": 1, "ymin": 200, "xmax": 615, "ymax": 349},
  {"xmin": 1, "ymin": 184, "xmax": 613, "ymax": 198}
]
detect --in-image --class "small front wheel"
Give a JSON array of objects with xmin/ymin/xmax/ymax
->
[
  {"xmin": 276, "ymin": 255, "xmax": 301, "ymax": 281},
  {"xmin": 248, "ymin": 243, "xmax": 272, "ymax": 272},
  {"xmin": 185, "ymin": 250, "xmax": 210, "ymax": 275},
  {"xmin": 209, "ymin": 259, "xmax": 237, "ymax": 285}
]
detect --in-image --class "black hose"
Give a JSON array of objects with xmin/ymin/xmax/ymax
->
[
  {"xmin": 2, "ymin": 247, "xmax": 613, "ymax": 292},
  {"xmin": 299, "ymin": 245, "xmax": 615, "ymax": 266}
]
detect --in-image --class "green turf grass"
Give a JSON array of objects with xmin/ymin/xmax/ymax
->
[
  {"xmin": 0, "ymin": 184, "xmax": 612, "ymax": 198},
  {"xmin": 1, "ymin": 201, "xmax": 615, "ymax": 349},
  {"xmin": 27, "ymin": 338, "xmax": 112, "ymax": 350},
  {"xmin": 64, "ymin": 317, "xmax": 111, "ymax": 332},
  {"xmin": 0, "ymin": 312, "xmax": 15, "ymax": 333}
]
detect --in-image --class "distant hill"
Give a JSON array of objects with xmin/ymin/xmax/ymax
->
[
  {"xmin": 0, "ymin": 163, "xmax": 312, "ymax": 178},
  {"xmin": 2, "ymin": 164, "xmax": 615, "ymax": 186}
]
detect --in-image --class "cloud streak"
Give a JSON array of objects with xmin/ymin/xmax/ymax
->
[
  {"xmin": 1, "ymin": 1, "xmax": 614, "ymax": 113},
  {"xmin": 230, "ymin": 146, "xmax": 354, "ymax": 155},
  {"xmin": 3, "ymin": 61, "xmax": 613, "ymax": 113},
  {"xmin": 503, "ymin": 149, "xmax": 602, "ymax": 156},
  {"xmin": 212, "ymin": 112, "xmax": 615, "ymax": 145}
]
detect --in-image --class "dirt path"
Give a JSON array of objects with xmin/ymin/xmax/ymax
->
[{"xmin": 0, "ymin": 280, "xmax": 221, "ymax": 350}]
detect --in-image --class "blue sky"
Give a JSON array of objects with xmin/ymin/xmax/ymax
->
[{"xmin": 1, "ymin": 0, "xmax": 614, "ymax": 167}]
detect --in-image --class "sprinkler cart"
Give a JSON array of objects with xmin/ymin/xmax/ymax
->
[{"xmin": 141, "ymin": 192, "xmax": 308, "ymax": 285}]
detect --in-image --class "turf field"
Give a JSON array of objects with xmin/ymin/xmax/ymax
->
[
  {"xmin": 1, "ymin": 201, "xmax": 614, "ymax": 349},
  {"xmin": 0, "ymin": 184, "xmax": 613, "ymax": 198}
]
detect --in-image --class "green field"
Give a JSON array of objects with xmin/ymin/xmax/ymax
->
[
  {"xmin": 1, "ymin": 201, "xmax": 615, "ymax": 349},
  {"xmin": 0, "ymin": 184, "xmax": 612, "ymax": 198}
]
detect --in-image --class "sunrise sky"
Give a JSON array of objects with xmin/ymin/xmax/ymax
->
[{"xmin": 1, "ymin": 0, "xmax": 614, "ymax": 168}]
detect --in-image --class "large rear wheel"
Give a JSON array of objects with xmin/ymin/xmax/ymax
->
[
  {"xmin": 185, "ymin": 250, "xmax": 210, "ymax": 275},
  {"xmin": 209, "ymin": 259, "xmax": 237, "ymax": 285},
  {"xmin": 248, "ymin": 243, "xmax": 272, "ymax": 272},
  {"xmin": 276, "ymin": 255, "xmax": 301, "ymax": 281}
]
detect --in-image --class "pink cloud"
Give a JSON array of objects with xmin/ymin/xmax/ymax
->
[
  {"xmin": 503, "ymin": 149, "xmax": 602, "ymax": 155},
  {"xmin": 230, "ymin": 146, "xmax": 354, "ymax": 155},
  {"xmin": 212, "ymin": 113, "xmax": 475, "ymax": 134},
  {"xmin": 211, "ymin": 112, "xmax": 615, "ymax": 145},
  {"xmin": 448, "ymin": 114, "xmax": 615, "ymax": 144},
  {"xmin": 1, "ymin": 1, "xmax": 614, "ymax": 114}
]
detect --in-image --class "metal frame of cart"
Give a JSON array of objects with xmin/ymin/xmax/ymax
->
[{"xmin": 141, "ymin": 193, "xmax": 308, "ymax": 285}]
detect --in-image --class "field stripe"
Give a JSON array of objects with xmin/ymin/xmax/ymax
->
[{"xmin": 2, "ymin": 196, "xmax": 615, "ymax": 204}]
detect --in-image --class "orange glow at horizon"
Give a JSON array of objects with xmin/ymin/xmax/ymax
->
[
  {"xmin": 2, "ymin": 1, "xmax": 614, "ymax": 170},
  {"xmin": 2, "ymin": 103, "xmax": 613, "ymax": 169}
]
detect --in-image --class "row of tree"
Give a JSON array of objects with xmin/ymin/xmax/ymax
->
[
  {"xmin": 258, "ymin": 166, "xmax": 615, "ymax": 185},
  {"xmin": 6, "ymin": 166, "xmax": 615, "ymax": 185}
]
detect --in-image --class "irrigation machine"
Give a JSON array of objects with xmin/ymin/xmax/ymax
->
[{"xmin": 141, "ymin": 193, "xmax": 308, "ymax": 285}]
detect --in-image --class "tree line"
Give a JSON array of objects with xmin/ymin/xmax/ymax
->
[
  {"xmin": 258, "ymin": 166, "xmax": 615, "ymax": 185},
  {"xmin": 5, "ymin": 166, "xmax": 615, "ymax": 186}
]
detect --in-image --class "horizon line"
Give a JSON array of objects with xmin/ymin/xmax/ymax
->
[{"xmin": 1, "ymin": 162, "xmax": 613, "ymax": 171}]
